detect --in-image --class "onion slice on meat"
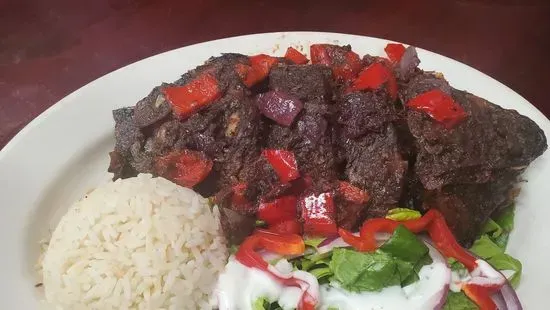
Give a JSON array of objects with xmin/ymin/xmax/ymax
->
[{"xmin": 256, "ymin": 90, "xmax": 304, "ymax": 126}]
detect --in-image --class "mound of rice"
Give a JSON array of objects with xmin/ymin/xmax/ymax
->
[{"xmin": 41, "ymin": 174, "xmax": 228, "ymax": 310}]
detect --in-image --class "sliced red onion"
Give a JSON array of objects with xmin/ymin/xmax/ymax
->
[
  {"xmin": 396, "ymin": 46, "xmax": 420, "ymax": 80},
  {"xmin": 423, "ymin": 242, "xmax": 451, "ymax": 310},
  {"xmin": 463, "ymin": 250, "xmax": 523, "ymax": 310},
  {"xmin": 497, "ymin": 279, "xmax": 523, "ymax": 310},
  {"xmin": 257, "ymin": 90, "xmax": 303, "ymax": 126}
]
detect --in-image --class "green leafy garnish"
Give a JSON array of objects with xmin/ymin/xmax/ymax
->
[
  {"xmin": 469, "ymin": 207, "xmax": 522, "ymax": 288},
  {"xmin": 386, "ymin": 208, "xmax": 422, "ymax": 221},
  {"xmin": 443, "ymin": 292, "xmax": 478, "ymax": 310},
  {"xmin": 304, "ymin": 237, "xmax": 326, "ymax": 249},
  {"xmin": 330, "ymin": 248, "xmax": 401, "ymax": 292},
  {"xmin": 379, "ymin": 225, "xmax": 429, "ymax": 262},
  {"xmin": 252, "ymin": 298, "xmax": 282, "ymax": 310},
  {"xmin": 470, "ymin": 235, "xmax": 504, "ymax": 259}
]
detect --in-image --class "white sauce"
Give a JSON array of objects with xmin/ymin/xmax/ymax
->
[
  {"xmin": 320, "ymin": 261, "xmax": 449, "ymax": 310},
  {"xmin": 216, "ymin": 255, "xmax": 450, "ymax": 310},
  {"xmin": 216, "ymin": 257, "xmax": 304, "ymax": 310}
]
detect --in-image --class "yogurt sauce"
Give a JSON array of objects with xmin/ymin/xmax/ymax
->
[
  {"xmin": 216, "ymin": 258, "xmax": 305, "ymax": 310},
  {"xmin": 216, "ymin": 255, "xmax": 449, "ymax": 310},
  {"xmin": 319, "ymin": 260, "xmax": 449, "ymax": 310}
]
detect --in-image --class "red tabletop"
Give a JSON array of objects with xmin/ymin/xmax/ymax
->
[{"xmin": 1, "ymin": 0, "xmax": 549, "ymax": 149}]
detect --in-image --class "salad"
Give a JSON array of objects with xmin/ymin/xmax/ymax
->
[{"xmin": 216, "ymin": 207, "xmax": 521, "ymax": 310}]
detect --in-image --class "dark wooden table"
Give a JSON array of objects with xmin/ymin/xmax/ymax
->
[{"xmin": 1, "ymin": 0, "xmax": 549, "ymax": 148}]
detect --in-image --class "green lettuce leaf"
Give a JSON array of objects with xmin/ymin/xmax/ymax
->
[
  {"xmin": 470, "ymin": 235, "xmax": 504, "ymax": 259},
  {"xmin": 252, "ymin": 298, "xmax": 283, "ymax": 310},
  {"xmin": 378, "ymin": 225, "xmax": 429, "ymax": 262},
  {"xmin": 443, "ymin": 292, "xmax": 478, "ymax": 310},
  {"xmin": 386, "ymin": 208, "xmax": 422, "ymax": 221},
  {"xmin": 330, "ymin": 248, "xmax": 400, "ymax": 292},
  {"xmin": 304, "ymin": 237, "xmax": 326, "ymax": 249},
  {"xmin": 252, "ymin": 297, "xmax": 269, "ymax": 310}
]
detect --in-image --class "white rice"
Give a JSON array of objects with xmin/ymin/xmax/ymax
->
[{"xmin": 40, "ymin": 174, "xmax": 228, "ymax": 310}]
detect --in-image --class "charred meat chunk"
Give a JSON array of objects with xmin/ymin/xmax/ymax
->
[
  {"xmin": 343, "ymin": 126, "xmax": 408, "ymax": 218},
  {"xmin": 406, "ymin": 87, "xmax": 547, "ymax": 190},
  {"xmin": 269, "ymin": 64, "xmax": 333, "ymax": 101},
  {"xmin": 133, "ymin": 85, "xmax": 172, "ymax": 128},
  {"xmin": 337, "ymin": 91, "xmax": 397, "ymax": 139},
  {"xmin": 421, "ymin": 171, "xmax": 520, "ymax": 246}
]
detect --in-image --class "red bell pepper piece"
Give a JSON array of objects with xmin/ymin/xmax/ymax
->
[
  {"xmin": 310, "ymin": 44, "xmax": 362, "ymax": 82},
  {"xmin": 262, "ymin": 149, "xmax": 300, "ymax": 183},
  {"xmin": 235, "ymin": 231, "xmax": 316, "ymax": 310},
  {"xmin": 236, "ymin": 54, "xmax": 279, "ymax": 87},
  {"xmin": 257, "ymin": 196, "xmax": 298, "ymax": 225},
  {"xmin": 310, "ymin": 44, "xmax": 332, "ymax": 66},
  {"xmin": 162, "ymin": 73, "xmax": 221, "ymax": 119},
  {"xmin": 230, "ymin": 183, "xmax": 256, "ymax": 214},
  {"xmin": 153, "ymin": 150, "xmax": 213, "ymax": 187},
  {"xmin": 463, "ymin": 284, "xmax": 498, "ymax": 310},
  {"xmin": 428, "ymin": 214, "xmax": 477, "ymax": 271},
  {"xmin": 300, "ymin": 192, "xmax": 338, "ymax": 236},
  {"xmin": 384, "ymin": 43, "xmax": 406, "ymax": 63},
  {"xmin": 285, "ymin": 47, "xmax": 309, "ymax": 65},
  {"xmin": 269, "ymin": 219, "xmax": 302, "ymax": 235},
  {"xmin": 338, "ymin": 181, "xmax": 370, "ymax": 204},
  {"xmin": 347, "ymin": 62, "xmax": 398, "ymax": 100},
  {"xmin": 254, "ymin": 229, "xmax": 306, "ymax": 255},
  {"xmin": 338, "ymin": 228, "xmax": 374, "ymax": 252},
  {"xmin": 407, "ymin": 89, "xmax": 468, "ymax": 128}
]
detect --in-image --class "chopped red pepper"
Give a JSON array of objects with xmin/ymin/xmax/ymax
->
[
  {"xmin": 257, "ymin": 196, "xmax": 298, "ymax": 225},
  {"xmin": 384, "ymin": 43, "xmax": 406, "ymax": 63},
  {"xmin": 407, "ymin": 89, "xmax": 468, "ymax": 128},
  {"xmin": 153, "ymin": 149, "xmax": 213, "ymax": 187},
  {"xmin": 338, "ymin": 228, "xmax": 374, "ymax": 252},
  {"xmin": 230, "ymin": 183, "xmax": 256, "ymax": 213},
  {"xmin": 300, "ymin": 192, "xmax": 338, "ymax": 236},
  {"xmin": 284, "ymin": 47, "xmax": 309, "ymax": 64},
  {"xmin": 162, "ymin": 73, "xmax": 221, "ymax": 119},
  {"xmin": 463, "ymin": 284, "xmax": 498, "ymax": 310},
  {"xmin": 347, "ymin": 62, "xmax": 398, "ymax": 100},
  {"xmin": 269, "ymin": 219, "xmax": 302, "ymax": 235},
  {"xmin": 338, "ymin": 181, "xmax": 370, "ymax": 204},
  {"xmin": 310, "ymin": 44, "xmax": 332, "ymax": 66},
  {"xmin": 235, "ymin": 231, "xmax": 316, "ymax": 310},
  {"xmin": 254, "ymin": 229, "xmax": 306, "ymax": 255},
  {"xmin": 262, "ymin": 149, "xmax": 300, "ymax": 183},
  {"xmin": 236, "ymin": 54, "xmax": 279, "ymax": 87},
  {"xmin": 310, "ymin": 44, "xmax": 362, "ymax": 82}
]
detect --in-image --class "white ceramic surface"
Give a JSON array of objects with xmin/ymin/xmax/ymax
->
[{"xmin": 0, "ymin": 32, "xmax": 548, "ymax": 309}]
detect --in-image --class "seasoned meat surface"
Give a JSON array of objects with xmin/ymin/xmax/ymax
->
[
  {"xmin": 407, "ymin": 87, "xmax": 547, "ymax": 190},
  {"xmin": 343, "ymin": 125, "xmax": 408, "ymax": 218},
  {"xmin": 108, "ymin": 45, "xmax": 547, "ymax": 246},
  {"xmin": 422, "ymin": 170, "xmax": 520, "ymax": 246},
  {"xmin": 269, "ymin": 65, "xmax": 333, "ymax": 101},
  {"xmin": 267, "ymin": 64, "xmax": 338, "ymax": 191}
]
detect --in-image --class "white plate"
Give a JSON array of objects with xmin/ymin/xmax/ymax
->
[{"xmin": 0, "ymin": 32, "xmax": 549, "ymax": 309}]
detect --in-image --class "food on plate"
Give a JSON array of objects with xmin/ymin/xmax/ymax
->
[
  {"xmin": 100, "ymin": 42, "xmax": 546, "ymax": 309},
  {"xmin": 40, "ymin": 174, "xmax": 227, "ymax": 309},
  {"xmin": 216, "ymin": 209, "xmax": 522, "ymax": 310}
]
